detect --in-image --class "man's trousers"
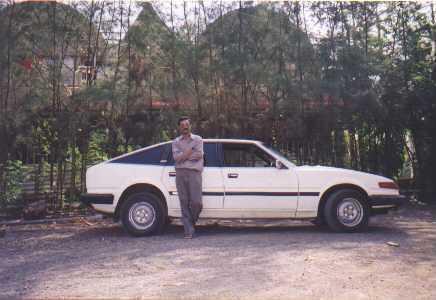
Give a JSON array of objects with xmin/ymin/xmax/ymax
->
[{"xmin": 175, "ymin": 168, "xmax": 203, "ymax": 235}]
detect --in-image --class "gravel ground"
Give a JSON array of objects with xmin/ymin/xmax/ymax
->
[{"xmin": 1, "ymin": 206, "xmax": 435, "ymax": 300}]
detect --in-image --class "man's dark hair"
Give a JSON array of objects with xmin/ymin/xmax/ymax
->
[{"xmin": 178, "ymin": 116, "xmax": 190, "ymax": 126}]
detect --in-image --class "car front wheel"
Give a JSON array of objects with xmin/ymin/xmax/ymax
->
[
  {"xmin": 324, "ymin": 189, "xmax": 369, "ymax": 232},
  {"xmin": 121, "ymin": 192, "xmax": 165, "ymax": 237}
]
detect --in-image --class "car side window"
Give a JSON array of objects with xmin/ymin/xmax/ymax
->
[
  {"xmin": 166, "ymin": 142, "xmax": 220, "ymax": 167},
  {"xmin": 222, "ymin": 143, "xmax": 275, "ymax": 167},
  {"xmin": 110, "ymin": 145, "xmax": 166, "ymax": 165}
]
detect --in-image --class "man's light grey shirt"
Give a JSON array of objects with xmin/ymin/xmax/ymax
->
[{"xmin": 172, "ymin": 134, "xmax": 204, "ymax": 172}]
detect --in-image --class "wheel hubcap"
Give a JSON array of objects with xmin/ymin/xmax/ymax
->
[
  {"xmin": 128, "ymin": 202, "xmax": 156, "ymax": 230},
  {"xmin": 337, "ymin": 197, "xmax": 364, "ymax": 227}
]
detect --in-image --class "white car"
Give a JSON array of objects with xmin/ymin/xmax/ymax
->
[{"xmin": 81, "ymin": 139, "xmax": 405, "ymax": 236}]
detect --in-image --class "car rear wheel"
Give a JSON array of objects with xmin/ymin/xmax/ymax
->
[
  {"xmin": 121, "ymin": 192, "xmax": 165, "ymax": 237},
  {"xmin": 324, "ymin": 189, "xmax": 369, "ymax": 232}
]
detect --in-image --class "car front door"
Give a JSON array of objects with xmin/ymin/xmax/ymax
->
[
  {"xmin": 221, "ymin": 142, "xmax": 299, "ymax": 218},
  {"xmin": 162, "ymin": 142, "xmax": 224, "ymax": 217}
]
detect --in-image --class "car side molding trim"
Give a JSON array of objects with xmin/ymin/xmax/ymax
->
[{"xmin": 168, "ymin": 191, "xmax": 319, "ymax": 197}]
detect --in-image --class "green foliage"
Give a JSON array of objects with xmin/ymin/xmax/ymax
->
[
  {"xmin": 1, "ymin": 1, "xmax": 435, "ymax": 207},
  {"xmin": 87, "ymin": 130, "xmax": 109, "ymax": 166},
  {"xmin": 0, "ymin": 160, "xmax": 24, "ymax": 209},
  {"xmin": 64, "ymin": 186, "xmax": 81, "ymax": 203}
]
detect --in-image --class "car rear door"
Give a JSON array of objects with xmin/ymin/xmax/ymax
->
[
  {"xmin": 161, "ymin": 142, "xmax": 224, "ymax": 213},
  {"xmin": 221, "ymin": 142, "xmax": 298, "ymax": 218}
]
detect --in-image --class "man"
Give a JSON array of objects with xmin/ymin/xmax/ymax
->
[{"xmin": 172, "ymin": 117, "xmax": 204, "ymax": 239}]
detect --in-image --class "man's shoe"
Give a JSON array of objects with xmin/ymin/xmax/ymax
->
[{"xmin": 184, "ymin": 230, "xmax": 196, "ymax": 239}]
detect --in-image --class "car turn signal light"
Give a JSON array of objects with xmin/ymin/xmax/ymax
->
[{"xmin": 378, "ymin": 181, "xmax": 399, "ymax": 190}]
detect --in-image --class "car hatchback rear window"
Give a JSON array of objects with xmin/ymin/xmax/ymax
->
[{"xmin": 110, "ymin": 145, "xmax": 165, "ymax": 165}]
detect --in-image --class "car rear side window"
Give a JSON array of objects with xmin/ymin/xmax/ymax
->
[
  {"xmin": 166, "ymin": 142, "xmax": 220, "ymax": 167},
  {"xmin": 110, "ymin": 145, "xmax": 166, "ymax": 165}
]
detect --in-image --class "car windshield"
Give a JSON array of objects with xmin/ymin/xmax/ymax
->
[{"xmin": 261, "ymin": 143, "xmax": 296, "ymax": 166}]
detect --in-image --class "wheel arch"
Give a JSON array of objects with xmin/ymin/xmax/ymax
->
[
  {"xmin": 317, "ymin": 184, "xmax": 368, "ymax": 221},
  {"xmin": 114, "ymin": 183, "xmax": 168, "ymax": 222}
]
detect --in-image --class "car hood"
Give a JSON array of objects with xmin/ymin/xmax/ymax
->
[
  {"xmin": 295, "ymin": 165, "xmax": 393, "ymax": 193},
  {"xmin": 297, "ymin": 165, "xmax": 382, "ymax": 175}
]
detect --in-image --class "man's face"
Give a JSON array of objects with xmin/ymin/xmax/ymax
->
[{"xmin": 179, "ymin": 119, "xmax": 191, "ymax": 135}]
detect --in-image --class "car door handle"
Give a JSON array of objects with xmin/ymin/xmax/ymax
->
[
  {"xmin": 169, "ymin": 172, "xmax": 176, "ymax": 177},
  {"xmin": 228, "ymin": 173, "xmax": 239, "ymax": 178}
]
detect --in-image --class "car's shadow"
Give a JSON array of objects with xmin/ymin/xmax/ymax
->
[{"xmin": 79, "ymin": 219, "xmax": 409, "ymax": 241}]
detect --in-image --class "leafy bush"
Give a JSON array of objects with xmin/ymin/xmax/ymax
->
[
  {"xmin": 64, "ymin": 186, "xmax": 81, "ymax": 203},
  {"xmin": 0, "ymin": 160, "xmax": 24, "ymax": 209},
  {"xmin": 87, "ymin": 130, "xmax": 109, "ymax": 165}
]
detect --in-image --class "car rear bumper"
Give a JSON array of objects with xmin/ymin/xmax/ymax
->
[
  {"xmin": 369, "ymin": 194, "xmax": 407, "ymax": 214},
  {"xmin": 80, "ymin": 193, "xmax": 114, "ymax": 206}
]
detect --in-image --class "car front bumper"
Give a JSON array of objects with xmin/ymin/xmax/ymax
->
[{"xmin": 369, "ymin": 194, "xmax": 407, "ymax": 214}]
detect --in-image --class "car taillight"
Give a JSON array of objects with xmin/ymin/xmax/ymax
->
[{"xmin": 378, "ymin": 181, "xmax": 399, "ymax": 190}]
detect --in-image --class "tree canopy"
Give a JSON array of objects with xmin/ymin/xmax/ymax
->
[{"xmin": 0, "ymin": 1, "xmax": 435, "ymax": 212}]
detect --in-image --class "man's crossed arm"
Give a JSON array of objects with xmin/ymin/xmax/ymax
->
[{"xmin": 172, "ymin": 139, "xmax": 203, "ymax": 163}]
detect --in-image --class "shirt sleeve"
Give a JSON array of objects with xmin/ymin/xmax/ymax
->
[
  {"xmin": 172, "ymin": 140, "xmax": 185, "ymax": 163},
  {"xmin": 189, "ymin": 137, "xmax": 204, "ymax": 161}
]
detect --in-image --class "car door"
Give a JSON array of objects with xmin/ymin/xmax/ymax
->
[
  {"xmin": 221, "ymin": 142, "xmax": 299, "ymax": 218},
  {"xmin": 161, "ymin": 142, "xmax": 224, "ymax": 216}
]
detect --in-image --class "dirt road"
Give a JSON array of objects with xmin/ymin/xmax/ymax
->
[{"xmin": 1, "ymin": 206, "xmax": 435, "ymax": 299}]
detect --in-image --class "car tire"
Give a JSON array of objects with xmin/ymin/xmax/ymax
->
[
  {"xmin": 121, "ymin": 192, "xmax": 165, "ymax": 237},
  {"xmin": 324, "ymin": 189, "xmax": 369, "ymax": 232}
]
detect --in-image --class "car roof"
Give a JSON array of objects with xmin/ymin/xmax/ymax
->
[
  {"xmin": 204, "ymin": 138, "xmax": 262, "ymax": 144},
  {"xmin": 157, "ymin": 138, "xmax": 262, "ymax": 145}
]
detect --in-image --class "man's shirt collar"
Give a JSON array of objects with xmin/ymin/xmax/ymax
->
[{"xmin": 180, "ymin": 133, "xmax": 193, "ymax": 141}]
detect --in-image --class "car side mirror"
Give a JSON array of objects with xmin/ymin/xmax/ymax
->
[{"xmin": 275, "ymin": 160, "xmax": 285, "ymax": 169}]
